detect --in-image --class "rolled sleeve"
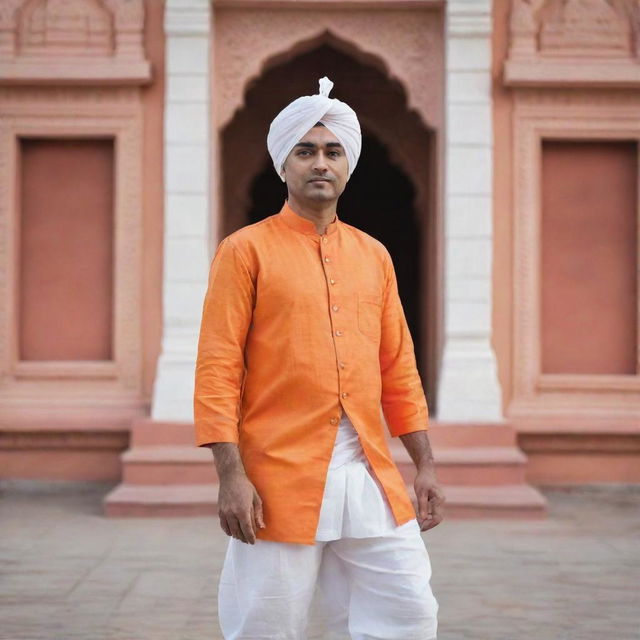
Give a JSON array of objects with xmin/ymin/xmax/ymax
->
[
  {"xmin": 378, "ymin": 250, "xmax": 429, "ymax": 437},
  {"xmin": 193, "ymin": 237, "xmax": 255, "ymax": 447}
]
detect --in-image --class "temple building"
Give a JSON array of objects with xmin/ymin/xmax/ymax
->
[{"xmin": 0, "ymin": 0, "xmax": 638, "ymax": 517}]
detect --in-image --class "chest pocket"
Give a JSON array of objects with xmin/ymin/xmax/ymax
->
[{"xmin": 357, "ymin": 293, "xmax": 382, "ymax": 343}]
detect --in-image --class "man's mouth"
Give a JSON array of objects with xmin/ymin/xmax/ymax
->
[{"xmin": 309, "ymin": 178, "xmax": 331, "ymax": 183}]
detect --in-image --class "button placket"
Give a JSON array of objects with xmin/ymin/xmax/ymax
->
[{"xmin": 321, "ymin": 237, "xmax": 348, "ymax": 406}]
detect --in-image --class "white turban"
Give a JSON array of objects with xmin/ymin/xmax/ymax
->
[{"xmin": 267, "ymin": 76, "xmax": 362, "ymax": 183}]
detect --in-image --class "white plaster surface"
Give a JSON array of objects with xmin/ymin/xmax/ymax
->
[
  {"xmin": 152, "ymin": 0, "xmax": 212, "ymax": 421},
  {"xmin": 439, "ymin": 0, "xmax": 504, "ymax": 421}
]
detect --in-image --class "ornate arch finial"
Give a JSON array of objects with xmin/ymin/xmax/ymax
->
[{"xmin": 216, "ymin": 15, "xmax": 440, "ymax": 132}]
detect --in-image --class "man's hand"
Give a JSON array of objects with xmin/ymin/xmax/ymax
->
[
  {"xmin": 397, "ymin": 430, "xmax": 445, "ymax": 531},
  {"xmin": 217, "ymin": 471, "xmax": 265, "ymax": 544},
  {"xmin": 210, "ymin": 442, "xmax": 265, "ymax": 544},
  {"xmin": 414, "ymin": 466, "xmax": 445, "ymax": 531}
]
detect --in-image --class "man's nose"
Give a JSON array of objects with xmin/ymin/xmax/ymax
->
[{"xmin": 312, "ymin": 152, "xmax": 329, "ymax": 171}]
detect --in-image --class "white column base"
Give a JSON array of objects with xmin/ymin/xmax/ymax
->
[
  {"xmin": 151, "ymin": 328, "xmax": 200, "ymax": 421},
  {"xmin": 437, "ymin": 337, "xmax": 504, "ymax": 421},
  {"xmin": 439, "ymin": 0, "xmax": 504, "ymax": 422}
]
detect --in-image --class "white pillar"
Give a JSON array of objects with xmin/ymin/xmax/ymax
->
[
  {"xmin": 438, "ymin": 0, "xmax": 504, "ymax": 421},
  {"xmin": 151, "ymin": 0, "xmax": 211, "ymax": 421}
]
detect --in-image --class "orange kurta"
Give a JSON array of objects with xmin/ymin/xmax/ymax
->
[{"xmin": 193, "ymin": 199, "xmax": 429, "ymax": 544}]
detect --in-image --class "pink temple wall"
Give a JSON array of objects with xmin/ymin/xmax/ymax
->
[
  {"xmin": 492, "ymin": 0, "xmax": 515, "ymax": 413},
  {"xmin": 139, "ymin": 0, "xmax": 165, "ymax": 402},
  {"xmin": 19, "ymin": 139, "xmax": 115, "ymax": 361},
  {"xmin": 541, "ymin": 140, "xmax": 638, "ymax": 375}
]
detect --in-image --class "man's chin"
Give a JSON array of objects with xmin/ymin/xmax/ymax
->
[
  {"xmin": 309, "ymin": 193, "xmax": 335, "ymax": 203},
  {"xmin": 306, "ymin": 186, "xmax": 336, "ymax": 200}
]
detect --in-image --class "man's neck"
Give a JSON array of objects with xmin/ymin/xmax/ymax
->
[{"xmin": 287, "ymin": 196, "xmax": 337, "ymax": 235}]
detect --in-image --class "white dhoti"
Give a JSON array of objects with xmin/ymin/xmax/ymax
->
[{"xmin": 217, "ymin": 410, "xmax": 439, "ymax": 639}]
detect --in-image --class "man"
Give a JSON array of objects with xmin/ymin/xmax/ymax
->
[{"xmin": 194, "ymin": 76, "xmax": 444, "ymax": 639}]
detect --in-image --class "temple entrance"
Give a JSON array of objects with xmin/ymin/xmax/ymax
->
[{"xmin": 221, "ymin": 40, "xmax": 439, "ymax": 411}]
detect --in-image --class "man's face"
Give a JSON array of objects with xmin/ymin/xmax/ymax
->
[{"xmin": 281, "ymin": 125, "xmax": 349, "ymax": 204}]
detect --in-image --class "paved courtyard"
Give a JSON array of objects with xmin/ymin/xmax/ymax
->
[{"xmin": 0, "ymin": 481, "xmax": 638, "ymax": 640}]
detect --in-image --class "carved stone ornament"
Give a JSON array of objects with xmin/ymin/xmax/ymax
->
[
  {"xmin": 0, "ymin": 0, "xmax": 151, "ymax": 85},
  {"xmin": 213, "ymin": 8, "xmax": 443, "ymax": 131},
  {"xmin": 504, "ymin": 0, "xmax": 640, "ymax": 87}
]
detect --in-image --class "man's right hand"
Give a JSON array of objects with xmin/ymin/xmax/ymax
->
[{"xmin": 217, "ymin": 472, "xmax": 265, "ymax": 544}]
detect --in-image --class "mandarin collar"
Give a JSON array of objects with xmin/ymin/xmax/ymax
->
[{"xmin": 278, "ymin": 199, "xmax": 339, "ymax": 240}]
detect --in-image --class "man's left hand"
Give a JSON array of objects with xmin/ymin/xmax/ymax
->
[{"xmin": 414, "ymin": 466, "xmax": 445, "ymax": 531}]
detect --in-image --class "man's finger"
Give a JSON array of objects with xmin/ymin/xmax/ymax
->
[
  {"xmin": 432, "ymin": 488, "xmax": 446, "ymax": 507},
  {"xmin": 431, "ymin": 493, "xmax": 446, "ymax": 519},
  {"xmin": 419, "ymin": 496, "xmax": 445, "ymax": 531},
  {"xmin": 228, "ymin": 516, "xmax": 245, "ymax": 543},
  {"xmin": 416, "ymin": 489, "xmax": 430, "ymax": 521},
  {"xmin": 253, "ymin": 494, "xmax": 265, "ymax": 529},
  {"xmin": 219, "ymin": 513, "xmax": 232, "ymax": 537},
  {"xmin": 251, "ymin": 505, "xmax": 264, "ymax": 534},
  {"xmin": 238, "ymin": 512, "xmax": 256, "ymax": 545},
  {"xmin": 251, "ymin": 506, "xmax": 259, "ymax": 534},
  {"xmin": 420, "ymin": 514, "xmax": 443, "ymax": 531}
]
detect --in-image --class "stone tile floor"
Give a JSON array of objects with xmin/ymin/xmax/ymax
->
[{"xmin": 0, "ymin": 481, "xmax": 638, "ymax": 640}]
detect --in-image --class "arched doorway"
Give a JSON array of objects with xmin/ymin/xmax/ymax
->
[{"xmin": 220, "ymin": 39, "xmax": 439, "ymax": 412}]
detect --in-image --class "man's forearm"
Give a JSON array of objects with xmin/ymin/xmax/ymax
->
[
  {"xmin": 209, "ymin": 442, "xmax": 247, "ymax": 481},
  {"xmin": 399, "ymin": 430, "xmax": 435, "ymax": 471}
]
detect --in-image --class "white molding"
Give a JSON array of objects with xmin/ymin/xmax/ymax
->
[
  {"xmin": 151, "ymin": 0, "xmax": 212, "ymax": 420},
  {"xmin": 438, "ymin": 0, "xmax": 504, "ymax": 421}
]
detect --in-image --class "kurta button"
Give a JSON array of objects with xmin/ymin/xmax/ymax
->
[
  {"xmin": 330, "ymin": 417, "xmax": 338, "ymax": 425},
  {"xmin": 330, "ymin": 278, "xmax": 336, "ymax": 285},
  {"xmin": 324, "ymin": 257, "xmax": 331, "ymax": 263},
  {"xmin": 335, "ymin": 330, "xmax": 343, "ymax": 336},
  {"xmin": 322, "ymin": 237, "xmax": 328, "ymax": 243},
  {"xmin": 339, "ymin": 361, "xmax": 346, "ymax": 369},
  {"xmin": 341, "ymin": 392, "xmax": 348, "ymax": 399},
  {"xmin": 332, "ymin": 305, "xmax": 339, "ymax": 312}
]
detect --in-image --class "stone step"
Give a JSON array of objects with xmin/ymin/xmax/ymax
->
[
  {"xmin": 389, "ymin": 442, "xmax": 528, "ymax": 485},
  {"xmin": 106, "ymin": 418, "xmax": 544, "ymax": 519},
  {"xmin": 104, "ymin": 482, "xmax": 547, "ymax": 519},
  {"xmin": 105, "ymin": 483, "xmax": 219, "ymax": 517},
  {"xmin": 120, "ymin": 445, "xmax": 528, "ymax": 486},
  {"xmin": 437, "ymin": 484, "xmax": 547, "ymax": 519},
  {"xmin": 128, "ymin": 418, "xmax": 520, "ymax": 448},
  {"xmin": 121, "ymin": 446, "xmax": 216, "ymax": 485}
]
